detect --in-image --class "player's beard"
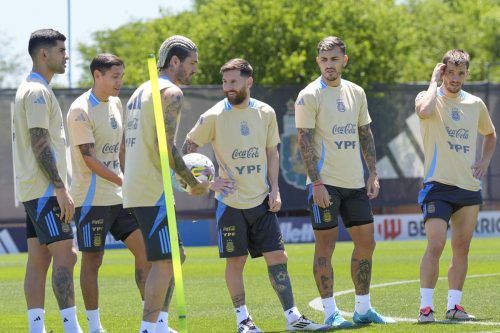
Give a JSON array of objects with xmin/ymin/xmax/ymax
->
[
  {"xmin": 444, "ymin": 81, "xmax": 462, "ymax": 94},
  {"xmin": 225, "ymin": 88, "xmax": 247, "ymax": 105},
  {"xmin": 177, "ymin": 66, "xmax": 193, "ymax": 85},
  {"xmin": 323, "ymin": 68, "xmax": 340, "ymax": 82}
]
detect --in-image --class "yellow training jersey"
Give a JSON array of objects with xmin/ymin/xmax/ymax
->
[
  {"xmin": 123, "ymin": 77, "xmax": 177, "ymax": 208},
  {"xmin": 67, "ymin": 90, "xmax": 123, "ymax": 207},
  {"xmin": 13, "ymin": 72, "xmax": 67, "ymax": 202},
  {"xmin": 416, "ymin": 87, "xmax": 495, "ymax": 191},
  {"xmin": 295, "ymin": 77, "xmax": 371, "ymax": 189},
  {"xmin": 187, "ymin": 98, "xmax": 281, "ymax": 209}
]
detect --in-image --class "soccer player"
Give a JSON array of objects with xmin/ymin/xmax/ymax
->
[
  {"xmin": 416, "ymin": 49, "xmax": 496, "ymax": 323},
  {"xmin": 67, "ymin": 54, "xmax": 156, "ymax": 333},
  {"xmin": 123, "ymin": 35, "xmax": 212, "ymax": 333},
  {"xmin": 13, "ymin": 29, "xmax": 83, "ymax": 333},
  {"xmin": 295, "ymin": 36, "xmax": 395, "ymax": 327},
  {"xmin": 182, "ymin": 58, "xmax": 326, "ymax": 332}
]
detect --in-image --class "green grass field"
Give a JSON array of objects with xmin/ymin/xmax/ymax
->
[{"xmin": 1, "ymin": 238, "xmax": 499, "ymax": 333}]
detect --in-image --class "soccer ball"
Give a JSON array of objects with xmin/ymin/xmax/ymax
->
[{"xmin": 174, "ymin": 153, "xmax": 215, "ymax": 192}]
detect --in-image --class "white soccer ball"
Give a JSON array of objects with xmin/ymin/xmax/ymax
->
[{"xmin": 174, "ymin": 153, "xmax": 215, "ymax": 192}]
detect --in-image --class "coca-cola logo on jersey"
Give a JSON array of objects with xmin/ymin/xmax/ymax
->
[
  {"xmin": 446, "ymin": 126, "xmax": 469, "ymax": 139},
  {"xmin": 102, "ymin": 142, "xmax": 119, "ymax": 154},
  {"xmin": 332, "ymin": 123, "xmax": 357, "ymax": 135},
  {"xmin": 232, "ymin": 147, "xmax": 259, "ymax": 159}
]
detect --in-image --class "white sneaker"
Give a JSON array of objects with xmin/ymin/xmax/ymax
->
[
  {"xmin": 286, "ymin": 315, "xmax": 329, "ymax": 331},
  {"xmin": 169, "ymin": 328, "xmax": 179, "ymax": 333},
  {"xmin": 446, "ymin": 305, "xmax": 475, "ymax": 321},
  {"xmin": 237, "ymin": 316, "xmax": 262, "ymax": 333}
]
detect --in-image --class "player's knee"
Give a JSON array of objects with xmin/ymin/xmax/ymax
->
[
  {"xmin": 27, "ymin": 253, "xmax": 51, "ymax": 271},
  {"xmin": 452, "ymin": 240, "xmax": 471, "ymax": 257},
  {"xmin": 53, "ymin": 247, "xmax": 78, "ymax": 268},
  {"xmin": 83, "ymin": 252, "xmax": 104, "ymax": 270},
  {"xmin": 315, "ymin": 238, "xmax": 336, "ymax": 255},
  {"xmin": 427, "ymin": 240, "xmax": 445, "ymax": 257},
  {"xmin": 227, "ymin": 256, "xmax": 247, "ymax": 271}
]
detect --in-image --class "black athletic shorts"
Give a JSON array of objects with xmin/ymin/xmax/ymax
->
[
  {"xmin": 23, "ymin": 196, "xmax": 74, "ymax": 245},
  {"xmin": 418, "ymin": 181, "xmax": 482, "ymax": 224},
  {"xmin": 215, "ymin": 198, "xmax": 285, "ymax": 259},
  {"xmin": 75, "ymin": 204, "xmax": 139, "ymax": 252},
  {"xmin": 307, "ymin": 184, "xmax": 373, "ymax": 230},
  {"xmin": 131, "ymin": 205, "xmax": 183, "ymax": 261}
]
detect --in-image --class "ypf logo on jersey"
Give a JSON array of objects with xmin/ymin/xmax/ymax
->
[
  {"xmin": 451, "ymin": 107, "xmax": 461, "ymax": 121},
  {"xmin": 240, "ymin": 121, "xmax": 250, "ymax": 136},
  {"xmin": 336, "ymin": 99, "xmax": 346, "ymax": 112}
]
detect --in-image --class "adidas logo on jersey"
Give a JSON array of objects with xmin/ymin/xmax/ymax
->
[
  {"xmin": 34, "ymin": 95, "xmax": 46, "ymax": 105},
  {"xmin": 296, "ymin": 97, "xmax": 305, "ymax": 106}
]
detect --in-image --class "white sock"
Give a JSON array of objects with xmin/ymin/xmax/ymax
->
[
  {"xmin": 354, "ymin": 294, "xmax": 371, "ymax": 315},
  {"xmin": 156, "ymin": 311, "xmax": 169, "ymax": 332},
  {"xmin": 60, "ymin": 306, "xmax": 82, "ymax": 333},
  {"xmin": 284, "ymin": 306, "xmax": 301, "ymax": 323},
  {"xmin": 86, "ymin": 309, "xmax": 102, "ymax": 332},
  {"xmin": 28, "ymin": 308, "xmax": 46, "ymax": 333},
  {"xmin": 447, "ymin": 289, "xmax": 463, "ymax": 310},
  {"xmin": 420, "ymin": 288, "xmax": 434, "ymax": 309},
  {"xmin": 235, "ymin": 305, "xmax": 249, "ymax": 325},
  {"xmin": 139, "ymin": 321, "xmax": 156, "ymax": 333},
  {"xmin": 322, "ymin": 296, "xmax": 338, "ymax": 320}
]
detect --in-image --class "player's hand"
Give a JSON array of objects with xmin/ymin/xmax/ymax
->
[
  {"xmin": 188, "ymin": 180, "xmax": 211, "ymax": 196},
  {"xmin": 312, "ymin": 183, "xmax": 331, "ymax": 208},
  {"xmin": 366, "ymin": 172, "xmax": 380, "ymax": 199},
  {"xmin": 210, "ymin": 177, "xmax": 236, "ymax": 196},
  {"xmin": 116, "ymin": 174, "xmax": 124, "ymax": 187},
  {"xmin": 268, "ymin": 188, "xmax": 282, "ymax": 212},
  {"xmin": 55, "ymin": 187, "xmax": 74, "ymax": 223},
  {"xmin": 472, "ymin": 158, "xmax": 491, "ymax": 179},
  {"xmin": 431, "ymin": 63, "xmax": 445, "ymax": 83}
]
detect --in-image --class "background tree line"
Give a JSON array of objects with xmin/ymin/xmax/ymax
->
[{"xmin": 79, "ymin": 0, "xmax": 499, "ymax": 88}]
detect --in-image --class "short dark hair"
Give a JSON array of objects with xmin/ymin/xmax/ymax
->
[
  {"xmin": 220, "ymin": 58, "xmax": 253, "ymax": 77},
  {"xmin": 28, "ymin": 29, "xmax": 66, "ymax": 58},
  {"xmin": 317, "ymin": 36, "xmax": 346, "ymax": 55},
  {"xmin": 90, "ymin": 54, "xmax": 124, "ymax": 78},
  {"xmin": 442, "ymin": 49, "xmax": 470, "ymax": 69},
  {"xmin": 157, "ymin": 35, "xmax": 198, "ymax": 69}
]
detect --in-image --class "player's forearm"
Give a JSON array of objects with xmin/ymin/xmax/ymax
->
[
  {"xmin": 358, "ymin": 124, "xmax": 378, "ymax": 175},
  {"xmin": 266, "ymin": 147, "xmax": 280, "ymax": 190},
  {"xmin": 416, "ymin": 81, "xmax": 438, "ymax": 118},
  {"xmin": 297, "ymin": 128, "xmax": 321, "ymax": 183},
  {"xmin": 182, "ymin": 138, "xmax": 199, "ymax": 155},
  {"xmin": 480, "ymin": 132, "xmax": 497, "ymax": 163},
  {"xmin": 82, "ymin": 156, "xmax": 122, "ymax": 186},
  {"xmin": 119, "ymin": 136, "xmax": 125, "ymax": 172},
  {"xmin": 170, "ymin": 143, "xmax": 198, "ymax": 187},
  {"xmin": 29, "ymin": 127, "xmax": 65, "ymax": 189}
]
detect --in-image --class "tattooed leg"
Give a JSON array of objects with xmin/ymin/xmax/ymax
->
[
  {"xmin": 313, "ymin": 229, "xmax": 337, "ymax": 298},
  {"xmin": 47, "ymin": 240, "xmax": 77, "ymax": 309},
  {"xmin": 225, "ymin": 256, "xmax": 247, "ymax": 307},
  {"xmin": 351, "ymin": 258, "xmax": 372, "ymax": 295},
  {"xmin": 268, "ymin": 263, "xmax": 295, "ymax": 311},
  {"xmin": 162, "ymin": 278, "xmax": 175, "ymax": 312}
]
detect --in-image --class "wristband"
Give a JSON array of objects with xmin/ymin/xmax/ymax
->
[{"xmin": 312, "ymin": 182, "xmax": 323, "ymax": 187}]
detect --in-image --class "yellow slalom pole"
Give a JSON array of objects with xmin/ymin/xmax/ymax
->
[{"xmin": 147, "ymin": 54, "xmax": 187, "ymax": 333}]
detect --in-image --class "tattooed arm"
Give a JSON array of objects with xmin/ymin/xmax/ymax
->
[
  {"xmin": 358, "ymin": 124, "xmax": 379, "ymax": 199},
  {"xmin": 181, "ymin": 138, "xmax": 199, "ymax": 154},
  {"xmin": 79, "ymin": 143, "xmax": 123, "ymax": 186},
  {"xmin": 30, "ymin": 127, "xmax": 74, "ymax": 222},
  {"xmin": 297, "ymin": 128, "xmax": 330, "ymax": 208},
  {"xmin": 162, "ymin": 87, "xmax": 209, "ymax": 196}
]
